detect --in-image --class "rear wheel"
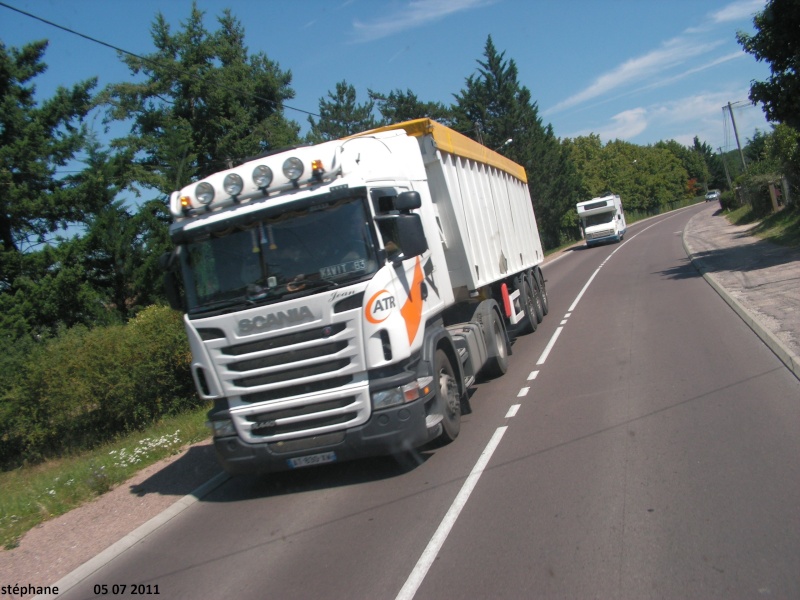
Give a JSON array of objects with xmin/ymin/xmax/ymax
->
[
  {"xmin": 434, "ymin": 349, "xmax": 460, "ymax": 443},
  {"xmin": 482, "ymin": 309, "xmax": 508, "ymax": 378},
  {"xmin": 536, "ymin": 269, "xmax": 549, "ymax": 316},
  {"xmin": 517, "ymin": 274, "xmax": 538, "ymax": 334},
  {"xmin": 530, "ymin": 273, "xmax": 544, "ymax": 324}
]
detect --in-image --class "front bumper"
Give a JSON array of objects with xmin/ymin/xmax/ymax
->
[{"xmin": 212, "ymin": 397, "xmax": 433, "ymax": 475}]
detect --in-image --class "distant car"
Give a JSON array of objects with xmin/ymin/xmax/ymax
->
[{"xmin": 705, "ymin": 189, "xmax": 721, "ymax": 202}]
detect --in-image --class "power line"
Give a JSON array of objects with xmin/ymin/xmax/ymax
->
[{"xmin": 0, "ymin": 0, "xmax": 321, "ymax": 119}]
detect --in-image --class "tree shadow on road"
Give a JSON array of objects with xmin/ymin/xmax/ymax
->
[
  {"xmin": 655, "ymin": 257, "xmax": 703, "ymax": 280},
  {"xmin": 687, "ymin": 238, "xmax": 800, "ymax": 276}
]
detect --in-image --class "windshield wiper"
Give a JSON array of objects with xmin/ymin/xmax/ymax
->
[
  {"xmin": 298, "ymin": 278, "xmax": 339, "ymax": 291},
  {"xmin": 190, "ymin": 297, "xmax": 252, "ymax": 315}
]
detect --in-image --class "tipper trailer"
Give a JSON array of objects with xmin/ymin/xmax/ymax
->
[{"xmin": 163, "ymin": 118, "xmax": 549, "ymax": 475}]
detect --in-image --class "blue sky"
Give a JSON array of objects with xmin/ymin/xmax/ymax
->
[{"xmin": 1, "ymin": 0, "xmax": 772, "ymax": 154}]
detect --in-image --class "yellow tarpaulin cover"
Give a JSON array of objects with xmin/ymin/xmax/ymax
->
[{"xmin": 352, "ymin": 118, "xmax": 528, "ymax": 184}]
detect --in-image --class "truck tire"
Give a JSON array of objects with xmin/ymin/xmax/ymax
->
[
  {"xmin": 517, "ymin": 274, "xmax": 538, "ymax": 334},
  {"xmin": 482, "ymin": 308, "xmax": 509, "ymax": 378},
  {"xmin": 434, "ymin": 349, "xmax": 461, "ymax": 443},
  {"xmin": 530, "ymin": 272, "xmax": 544, "ymax": 324},
  {"xmin": 535, "ymin": 268, "xmax": 549, "ymax": 316}
]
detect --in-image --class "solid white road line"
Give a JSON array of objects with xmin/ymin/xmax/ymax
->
[{"xmin": 395, "ymin": 427, "xmax": 508, "ymax": 600}]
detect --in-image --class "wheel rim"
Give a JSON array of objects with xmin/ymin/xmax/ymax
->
[
  {"xmin": 494, "ymin": 319, "xmax": 506, "ymax": 359},
  {"xmin": 439, "ymin": 369, "xmax": 458, "ymax": 417}
]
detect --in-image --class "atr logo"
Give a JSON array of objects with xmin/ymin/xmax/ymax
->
[
  {"xmin": 238, "ymin": 306, "xmax": 315, "ymax": 334},
  {"xmin": 366, "ymin": 289, "xmax": 396, "ymax": 324}
]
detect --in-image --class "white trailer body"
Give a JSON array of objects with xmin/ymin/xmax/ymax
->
[
  {"xmin": 165, "ymin": 119, "xmax": 548, "ymax": 475},
  {"xmin": 577, "ymin": 194, "xmax": 626, "ymax": 246}
]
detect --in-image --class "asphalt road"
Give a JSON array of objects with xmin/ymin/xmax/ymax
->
[{"xmin": 56, "ymin": 203, "xmax": 800, "ymax": 600}]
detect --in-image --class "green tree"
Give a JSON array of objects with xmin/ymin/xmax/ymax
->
[
  {"xmin": 453, "ymin": 36, "xmax": 582, "ymax": 248},
  {"xmin": 0, "ymin": 40, "xmax": 102, "ymax": 341},
  {"xmin": 306, "ymin": 80, "xmax": 377, "ymax": 142},
  {"xmin": 693, "ymin": 136, "xmax": 728, "ymax": 191},
  {"xmin": 0, "ymin": 239, "xmax": 107, "ymax": 340},
  {"xmin": 370, "ymin": 88, "xmax": 454, "ymax": 126},
  {"xmin": 565, "ymin": 137, "xmax": 687, "ymax": 216},
  {"xmin": 0, "ymin": 40, "xmax": 96, "ymax": 257},
  {"xmin": 565, "ymin": 134, "xmax": 606, "ymax": 202},
  {"xmin": 452, "ymin": 36, "xmax": 523, "ymax": 152},
  {"xmin": 102, "ymin": 3, "xmax": 300, "ymax": 194},
  {"xmin": 765, "ymin": 124, "xmax": 800, "ymax": 189},
  {"xmin": 655, "ymin": 139, "xmax": 709, "ymax": 197},
  {"xmin": 81, "ymin": 199, "xmax": 169, "ymax": 321},
  {"xmin": 737, "ymin": 0, "xmax": 800, "ymax": 130}
]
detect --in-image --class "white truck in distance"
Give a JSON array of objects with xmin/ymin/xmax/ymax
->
[
  {"xmin": 577, "ymin": 194, "xmax": 627, "ymax": 247},
  {"xmin": 163, "ymin": 119, "xmax": 548, "ymax": 475}
]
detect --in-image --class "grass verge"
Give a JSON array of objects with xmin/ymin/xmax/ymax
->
[
  {"xmin": 0, "ymin": 406, "xmax": 211, "ymax": 550},
  {"xmin": 726, "ymin": 204, "xmax": 800, "ymax": 248}
]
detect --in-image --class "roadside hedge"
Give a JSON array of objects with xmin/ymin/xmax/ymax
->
[{"xmin": 0, "ymin": 305, "xmax": 199, "ymax": 469}]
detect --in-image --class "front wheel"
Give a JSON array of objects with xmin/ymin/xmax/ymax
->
[{"xmin": 434, "ymin": 349, "xmax": 461, "ymax": 443}]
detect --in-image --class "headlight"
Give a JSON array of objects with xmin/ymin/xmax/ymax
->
[
  {"xmin": 207, "ymin": 419, "xmax": 235, "ymax": 437},
  {"xmin": 371, "ymin": 380, "xmax": 426, "ymax": 410},
  {"xmin": 195, "ymin": 182, "xmax": 215, "ymax": 205},
  {"xmin": 223, "ymin": 173, "xmax": 244, "ymax": 197},
  {"xmin": 252, "ymin": 164, "xmax": 273, "ymax": 188},
  {"xmin": 283, "ymin": 157, "xmax": 304, "ymax": 181}
]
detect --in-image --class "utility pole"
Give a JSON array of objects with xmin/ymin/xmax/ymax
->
[
  {"xmin": 718, "ymin": 147, "xmax": 733, "ymax": 189},
  {"xmin": 726, "ymin": 102, "xmax": 747, "ymax": 172}
]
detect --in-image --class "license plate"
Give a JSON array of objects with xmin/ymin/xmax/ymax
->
[{"xmin": 287, "ymin": 451, "xmax": 337, "ymax": 469}]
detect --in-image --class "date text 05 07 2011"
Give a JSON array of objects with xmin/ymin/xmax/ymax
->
[{"xmin": 94, "ymin": 584, "xmax": 161, "ymax": 595}]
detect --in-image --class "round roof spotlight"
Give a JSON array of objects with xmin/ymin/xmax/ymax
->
[
  {"xmin": 283, "ymin": 157, "xmax": 304, "ymax": 181},
  {"xmin": 224, "ymin": 173, "xmax": 244, "ymax": 197},
  {"xmin": 195, "ymin": 182, "xmax": 215, "ymax": 205},
  {"xmin": 252, "ymin": 164, "xmax": 273, "ymax": 188}
]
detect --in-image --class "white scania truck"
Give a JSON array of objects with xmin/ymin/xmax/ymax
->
[
  {"xmin": 163, "ymin": 119, "xmax": 548, "ymax": 475},
  {"xmin": 577, "ymin": 194, "xmax": 626, "ymax": 247}
]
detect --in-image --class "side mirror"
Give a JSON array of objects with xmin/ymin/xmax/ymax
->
[
  {"xmin": 393, "ymin": 214, "xmax": 428, "ymax": 262},
  {"xmin": 395, "ymin": 191, "xmax": 421, "ymax": 211},
  {"xmin": 163, "ymin": 271, "xmax": 184, "ymax": 311},
  {"xmin": 159, "ymin": 251, "xmax": 174, "ymax": 271},
  {"xmin": 160, "ymin": 251, "xmax": 184, "ymax": 311}
]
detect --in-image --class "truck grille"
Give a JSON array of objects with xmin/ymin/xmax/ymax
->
[
  {"xmin": 246, "ymin": 396, "xmax": 358, "ymax": 437},
  {"xmin": 588, "ymin": 229, "xmax": 614, "ymax": 239},
  {"xmin": 203, "ymin": 313, "xmax": 370, "ymax": 443}
]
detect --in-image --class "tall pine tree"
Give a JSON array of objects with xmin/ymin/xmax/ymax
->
[
  {"xmin": 101, "ymin": 3, "xmax": 300, "ymax": 194},
  {"xmin": 453, "ymin": 36, "xmax": 581, "ymax": 248},
  {"xmin": 306, "ymin": 80, "xmax": 377, "ymax": 143}
]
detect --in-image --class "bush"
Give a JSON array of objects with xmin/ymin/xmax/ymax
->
[
  {"xmin": 0, "ymin": 306, "xmax": 197, "ymax": 469},
  {"xmin": 720, "ymin": 189, "xmax": 740, "ymax": 212}
]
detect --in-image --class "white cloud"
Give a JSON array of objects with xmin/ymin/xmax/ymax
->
[
  {"xmin": 350, "ymin": 0, "xmax": 497, "ymax": 43},
  {"xmin": 564, "ymin": 86, "xmax": 764, "ymax": 147},
  {"xmin": 710, "ymin": 0, "xmax": 765, "ymax": 23},
  {"xmin": 594, "ymin": 108, "xmax": 649, "ymax": 142},
  {"xmin": 545, "ymin": 37, "xmax": 721, "ymax": 116},
  {"xmin": 546, "ymin": 0, "xmax": 766, "ymax": 118},
  {"xmin": 629, "ymin": 51, "xmax": 745, "ymax": 97}
]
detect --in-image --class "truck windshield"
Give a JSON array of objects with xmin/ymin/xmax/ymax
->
[
  {"xmin": 584, "ymin": 211, "xmax": 615, "ymax": 227},
  {"xmin": 180, "ymin": 198, "xmax": 378, "ymax": 315}
]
